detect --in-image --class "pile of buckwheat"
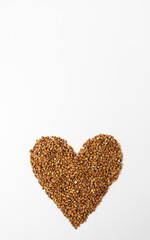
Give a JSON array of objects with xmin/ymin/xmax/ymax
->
[{"xmin": 30, "ymin": 134, "xmax": 123, "ymax": 228}]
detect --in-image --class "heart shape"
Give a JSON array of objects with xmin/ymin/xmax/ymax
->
[{"xmin": 30, "ymin": 134, "xmax": 123, "ymax": 228}]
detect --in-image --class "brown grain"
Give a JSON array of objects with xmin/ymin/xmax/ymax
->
[{"xmin": 30, "ymin": 134, "xmax": 123, "ymax": 229}]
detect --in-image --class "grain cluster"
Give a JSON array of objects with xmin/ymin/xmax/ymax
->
[{"xmin": 30, "ymin": 134, "xmax": 123, "ymax": 228}]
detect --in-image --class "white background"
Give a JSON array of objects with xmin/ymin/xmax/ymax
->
[{"xmin": 0, "ymin": 1, "xmax": 150, "ymax": 240}]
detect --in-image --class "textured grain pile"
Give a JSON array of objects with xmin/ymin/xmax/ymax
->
[{"xmin": 30, "ymin": 134, "xmax": 123, "ymax": 228}]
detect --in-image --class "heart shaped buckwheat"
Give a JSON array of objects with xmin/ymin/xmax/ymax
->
[{"xmin": 30, "ymin": 134, "xmax": 123, "ymax": 228}]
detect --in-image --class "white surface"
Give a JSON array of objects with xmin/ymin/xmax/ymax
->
[{"xmin": 0, "ymin": 1, "xmax": 150, "ymax": 240}]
